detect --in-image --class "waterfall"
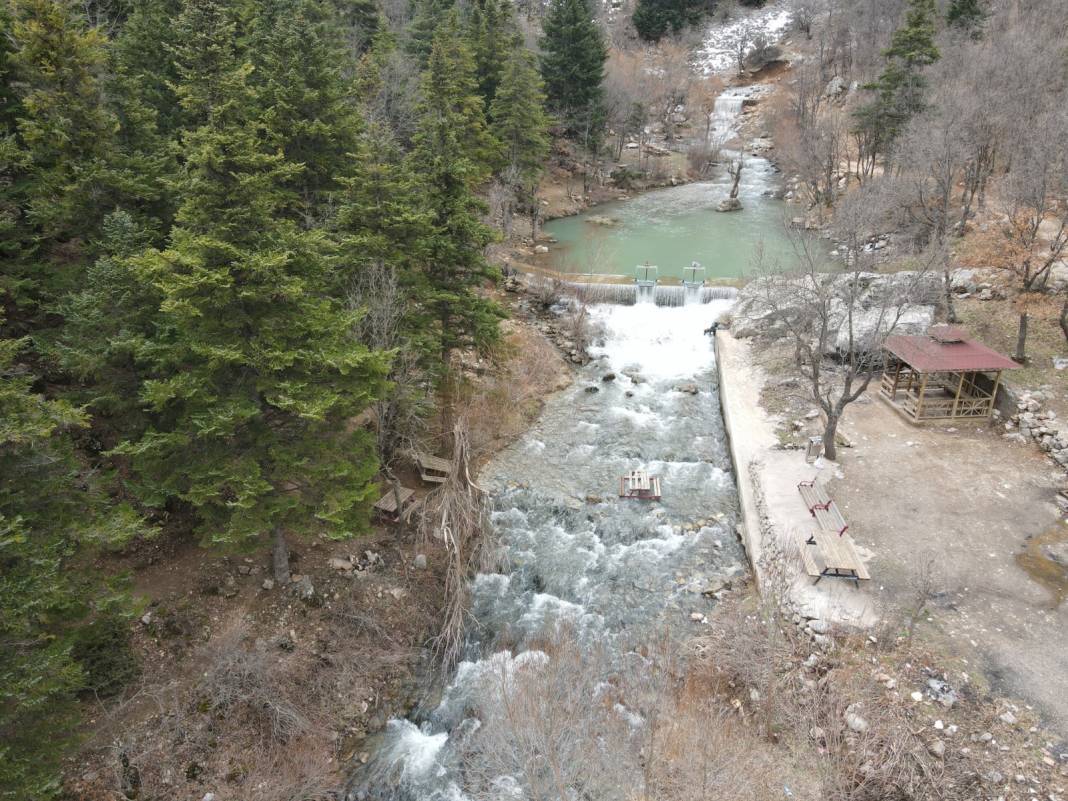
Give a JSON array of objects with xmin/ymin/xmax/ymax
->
[
  {"xmin": 559, "ymin": 279, "xmax": 738, "ymax": 307},
  {"xmin": 708, "ymin": 88, "xmax": 748, "ymax": 148}
]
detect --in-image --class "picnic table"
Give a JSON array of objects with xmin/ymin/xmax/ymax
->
[
  {"xmin": 373, "ymin": 484, "xmax": 415, "ymax": 522},
  {"xmin": 415, "ymin": 452, "xmax": 451, "ymax": 485},
  {"xmin": 618, "ymin": 469, "xmax": 662, "ymax": 500},
  {"xmin": 798, "ymin": 526, "xmax": 871, "ymax": 587},
  {"xmin": 798, "ymin": 480, "xmax": 849, "ymax": 537},
  {"xmin": 797, "ymin": 479, "xmax": 869, "ymax": 587}
]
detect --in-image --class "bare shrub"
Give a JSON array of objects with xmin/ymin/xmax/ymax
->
[
  {"xmin": 463, "ymin": 325, "xmax": 565, "ymax": 456},
  {"xmin": 418, "ymin": 421, "xmax": 496, "ymax": 667},
  {"xmin": 456, "ymin": 632, "xmax": 785, "ymax": 801},
  {"xmin": 196, "ymin": 624, "xmax": 315, "ymax": 744},
  {"xmin": 348, "ymin": 262, "xmax": 433, "ymax": 465}
]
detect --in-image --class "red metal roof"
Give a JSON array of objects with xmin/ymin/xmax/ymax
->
[{"xmin": 884, "ymin": 333, "xmax": 1020, "ymax": 373}]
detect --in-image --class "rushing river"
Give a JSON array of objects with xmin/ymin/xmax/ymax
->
[
  {"xmin": 345, "ymin": 75, "xmax": 794, "ymax": 801},
  {"xmin": 347, "ymin": 299, "xmax": 747, "ymax": 801},
  {"xmin": 540, "ymin": 88, "xmax": 805, "ymax": 282}
]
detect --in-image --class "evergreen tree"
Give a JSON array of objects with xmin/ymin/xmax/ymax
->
[
  {"xmin": 409, "ymin": 18, "xmax": 503, "ymax": 361},
  {"xmin": 114, "ymin": 0, "xmax": 389, "ymax": 572},
  {"xmin": 946, "ymin": 0, "xmax": 984, "ymax": 36},
  {"xmin": 405, "ymin": 0, "xmax": 454, "ymax": 67},
  {"xmin": 111, "ymin": 0, "xmax": 182, "ymax": 138},
  {"xmin": 854, "ymin": 0, "xmax": 940, "ymax": 160},
  {"xmin": 466, "ymin": 0, "xmax": 519, "ymax": 104},
  {"xmin": 419, "ymin": 12, "xmax": 501, "ymax": 178},
  {"xmin": 632, "ymin": 0, "xmax": 703, "ymax": 41},
  {"xmin": 539, "ymin": 0, "xmax": 606, "ymax": 142},
  {"xmin": 0, "ymin": 326, "xmax": 147, "ymax": 799},
  {"xmin": 490, "ymin": 47, "xmax": 550, "ymax": 230},
  {"xmin": 2, "ymin": 0, "xmax": 122, "ymax": 327},
  {"xmin": 250, "ymin": 0, "xmax": 364, "ymax": 225}
]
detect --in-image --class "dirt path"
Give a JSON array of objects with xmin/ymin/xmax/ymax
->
[{"xmin": 834, "ymin": 391, "xmax": 1068, "ymax": 735}]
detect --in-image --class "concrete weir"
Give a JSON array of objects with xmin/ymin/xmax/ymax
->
[{"xmin": 714, "ymin": 330, "xmax": 878, "ymax": 628}]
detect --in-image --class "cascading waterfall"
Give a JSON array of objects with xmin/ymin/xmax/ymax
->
[
  {"xmin": 708, "ymin": 88, "xmax": 747, "ymax": 148},
  {"xmin": 552, "ymin": 281, "xmax": 738, "ymax": 307},
  {"xmin": 346, "ymin": 300, "xmax": 747, "ymax": 801}
]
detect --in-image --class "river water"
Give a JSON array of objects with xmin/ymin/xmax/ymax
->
[
  {"xmin": 346, "ymin": 71, "xmax": 785, "ymax": 801},
  {"xmin": 347, "ymin": 299, "xmax": 747, "ymax": 801},
  {"xmin": 540, "ymin": 88, "xmax": 803, "ymax": 282}
]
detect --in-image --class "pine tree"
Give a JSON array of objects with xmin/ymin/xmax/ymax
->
[
  {"xmin": 466, "ymin": 0, "xmax": 519, "ymax": 104},
  {"xmin": 405, "ymin": 0, "xmax": 454, "ymax": 67},
  {"xmin": 114, "ymin": 0, "xmax": 390, "ymax": 574},
  {"xmin": 250, "ymin": 0, "xmax": 364, "ymax": 225},
  {"xmin": 539, "ymin": 0, "xmax": 606, "ymax": 142},
  {"xmin": 2, "ymin": 0, "xmax": 122, "ymax": 327},
  {"xmin": 0, "ymin": 325, "xmax": 147, "ymax": 799},
  {"xmin": 490, "ymin": 46, "xmax": 550, "ymax": 231},
  {"xmin": 409, "ymin": 16, "xmax": 504, "ymax": 362},
  {"xmin": 946, "ymin": 0, "xmax": 984, "ymax": 36},
  {"xmin": 854, "ymin": 0, "xmax": 940, "ymax": 161},
  {"xmin": 632, "ymin": 0, "xmax": 703, "ymax": 41},
  {"xmin": 111, "ymin": 0, "xmax": 182, "ymax": 138},
  {"xmin": 419, "ymin": 12, "xmax": 501, "ymax": 178}
]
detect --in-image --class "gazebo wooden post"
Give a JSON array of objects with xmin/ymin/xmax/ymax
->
[
  {"xmin": 989, "ymin": 370, "xmax": 1003, "ymax": 416},
  {"xmin": 951, "ymin": 371, "xmax": 966, "ymax": 418},
  {"xmin": 916, "ymin": 372, "xmax": 929, "ymax": 420}
]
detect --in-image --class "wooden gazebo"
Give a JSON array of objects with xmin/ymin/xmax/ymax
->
[{"xmin": 880, "ymin": 325, "xmax": 1019, "ymax": 422}]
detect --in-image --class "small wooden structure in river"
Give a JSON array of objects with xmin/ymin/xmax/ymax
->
[
  {"xmin": 619, "ymin": 469, "xmax": 662, "ymax": 501},
  {"xmin": 880, "ymin": 325, "xmax": 1019, "ymax": 422}
]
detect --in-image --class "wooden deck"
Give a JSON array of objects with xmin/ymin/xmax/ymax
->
[
  {"xmin": 619, "ymin": 469, "xmax": 662, "ymax": 501},
  {"xmin": 415, "ymin": 452, "xmax": 451, "ymax": 485}
]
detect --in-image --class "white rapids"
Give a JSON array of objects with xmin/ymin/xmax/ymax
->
[{"xmin": 347, "ymin": 300, "xmax": 747, "ymax": 801}]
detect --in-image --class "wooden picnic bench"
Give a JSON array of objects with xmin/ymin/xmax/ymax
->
[
  {"xmin": 798, "ymin": 526, "xmax": 870, "ymax": 587},
  {"xmin": 798, "ymin": 480, "xmax": 849, "ymax": 537},
  {"xmin": 619, "ymin": 469, "xmax": 662, "ymax": 501},
  {"xmin": 415, "ymin": 452, "xmax": 451, "ymax": 485},
  {"xmin": 797, "ymin": 479, "xmax": 869, "ymax": 586},
  {"xmin": 373, "ymin": 485, "xmax": 415, "ymax": 522}
]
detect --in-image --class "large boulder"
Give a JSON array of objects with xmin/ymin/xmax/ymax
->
[
  {"xmin": 731, "ymin": 270, "xmax": 939, "ymax": 358},
  {"xmin": 832, "ymin": 305, "xmax": 935, "ymax": 354},
  {"xmin": 1047, "ymin": 261, "xmax": 1068, "ymax": 292}
]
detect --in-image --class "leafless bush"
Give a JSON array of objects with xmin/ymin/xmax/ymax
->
[
  {"xmin": 456, "ymin": 632, "xmax": 785, "ymax": 801},
  {"xmin": 197, "ymin": 624, "xmax": 315, "ymax": 743},
  {"xmin": 418, "ymin": 421, "xmax": 496, "ymax": 667},
  {"xmin": 349, "ymin": 262, "xmax": 433, "ymax": 465},
  {"xmin": 686, "ymin": 140, "xmax": 720, "ymax": 179},
  {"xmin": 463, "ymin": 324, "xmax": 564, "ymax": 456}
]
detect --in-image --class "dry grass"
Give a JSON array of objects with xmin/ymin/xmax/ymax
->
[
  {"xmin": 463, "ymin": 322, "xmax": 569, "ymax": 459},
  {"xmin": 957, "ymin": 294, "xmax": 1068, "ymax": 411}
]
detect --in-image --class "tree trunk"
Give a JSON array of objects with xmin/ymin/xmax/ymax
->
[
  {"xmin": 1060, "ymin": 300, "xmax": 1068, "ymax": 345},
  {"xmin": 1014, "ymin": 311, "xmax": 1028, "ymax": 363},
  {"xmin": 822, "ymin": 412, "xmax": 839, "ymax": 461},
  {"xmin": 272, "ymin": 525, "xmax": 291, "ymax": 585},
  {"xmin": 943, "ymin": 265, "xmax": 958, "ymax": 323}
]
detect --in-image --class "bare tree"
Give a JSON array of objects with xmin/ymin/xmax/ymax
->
[
  {"xmin": 751, "ymin": 193, "xmax": 934, "ymax": 459},
  {"xmin": 348, "ymin": 262, "xmax": 432, "ymax": 466},
  {"xmin": 418, "ymin": 420, "xmax": 494, "ymax": 667}
]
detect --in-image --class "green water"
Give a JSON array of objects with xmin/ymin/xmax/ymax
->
[{"xmin": 541, "ymin": 159, "xmax": 815, "ymax": 282}]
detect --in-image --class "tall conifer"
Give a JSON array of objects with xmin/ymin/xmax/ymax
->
[
  {"xmin": 115, "ymin": 0, "xmax": 389, "ymax": 570},
  {"xmin": 409, "ymin": 15, "xmax": 503, "ymax": 361}
]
